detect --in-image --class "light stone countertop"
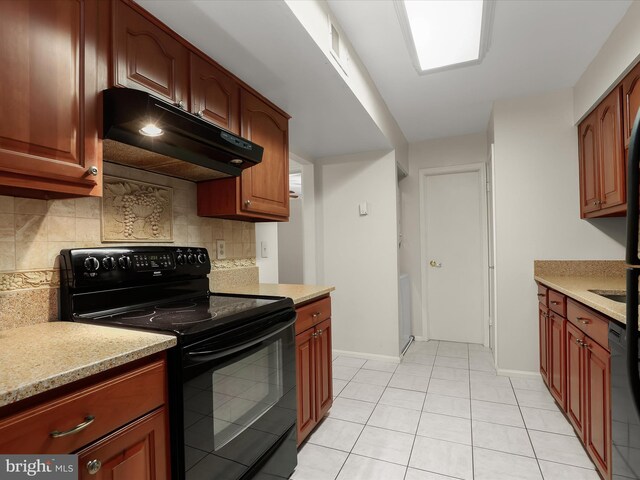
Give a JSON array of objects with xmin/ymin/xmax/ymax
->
[
  {"xmin": 0, "ymin": 322, "xmax": 176, "ymax": 408},
  {"xmin": 214, "ymin": 283, "xmax": 335, "ymax": 305},
  {"xmin": 534, "ymin": 274, "xmax": 627, "ymax": 324}
]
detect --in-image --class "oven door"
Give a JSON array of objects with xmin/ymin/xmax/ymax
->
[{"xmin": 181, "ymin": 310, "xmax": 297, "ymax": 480}]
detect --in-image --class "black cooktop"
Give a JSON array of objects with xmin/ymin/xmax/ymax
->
[
  {"xmin": 59, "ymin": 246, "xmax": 294, "ymax": 345},
  {"xmin": 76, "ymin": 293, "xmax": 288, "ymax": 339}
]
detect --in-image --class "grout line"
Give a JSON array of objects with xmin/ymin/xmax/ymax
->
[
  {"xmin": 508, "ymin": 375, "xmax": 545, "ymax": 479},
  {"xmin": 468, "ymin": 343, "xmax": 475, "ymax": 480}
]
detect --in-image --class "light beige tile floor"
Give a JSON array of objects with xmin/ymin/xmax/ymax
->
[{"xmin": 291, "ymin": 340, "xmax": 600, "ymax": 480}]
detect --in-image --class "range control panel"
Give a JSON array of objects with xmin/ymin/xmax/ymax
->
[{"xmin": 60, "ymin": 246, "xmax": 210, "ymax": 288}]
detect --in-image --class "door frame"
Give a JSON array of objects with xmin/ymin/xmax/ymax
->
[{"xmin": 419, "ymin": 163, "xmax": 490, "ymax": 346}]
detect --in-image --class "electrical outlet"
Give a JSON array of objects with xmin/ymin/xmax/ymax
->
[
  {"xmin": 216, "ymin": 240, "xmax": 226, "ymax": 259},
  {"xmin": 261, "ymin": 241, "xmax": 269, "ymax": 258}
]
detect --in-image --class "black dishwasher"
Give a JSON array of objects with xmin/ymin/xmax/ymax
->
[{"xmin": 609, "ymin": 321, "xmax": 640, "ymax": 479}]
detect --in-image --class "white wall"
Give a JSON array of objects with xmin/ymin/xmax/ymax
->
[
  {"xmin": 316, "ymin": 150, "xmax": 400, "ymax": 359},
  {"xmin": 255, "ymin": 223, "xmax": 279, "ymax": 283},
  {"xmin": 278, "ymin": 197, "xmax": 304, "ymax": 283},
  {"xmin": 574, "ymin": 1, "xmax": 640, "ymax": 122},
  {"xmin": 399, "ymin": 134, "xmax": 488, "ymax": 338},
  {"xmin": 492, "ymin": 88, "xmax": 625, "ymax": 374},
  {"xmin": 284, "ymin": 0, "xmax": 409, "ymax": 172}
]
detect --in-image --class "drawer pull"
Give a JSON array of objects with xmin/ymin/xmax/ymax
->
[
  {"xmin": 575, "ymin": 339, "xmax": 585, "ymax": 346},
  {"xmin": 50, "ymin": 415, "xmax": 95, "ymax": 438},
  {"xmin": 537, "ymin": 293, "xmax": 545, "ymax": 297},
  {"xmin": 312, "ymin": 312, "xmax": 321, "ymax": 319},
  {"xmin": 577, "ymin": 317, "xmax": 591, "ymax": 325},
  {"xmin": 317, "ymin": 329, "xmax": 323, "ymax": 336},
  {"xmin": 550, "ymin": 301, "xmax": 560, "ymax": 305},
  {"xmin": 86, "ymin": 459, "xmax": 102, "ymax": 475},
  {"xmin": 311, "ymin": 332, "xmax": 318, "ymax": 338}
]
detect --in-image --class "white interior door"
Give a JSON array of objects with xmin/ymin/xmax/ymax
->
[{"xmin": 424, "ymin": 168, "xmax": 486, "ymax": 344}]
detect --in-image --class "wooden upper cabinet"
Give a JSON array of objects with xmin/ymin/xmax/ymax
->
[
  {"xmin": 190, "ymin": 53, "xmax": 240, "ymax": 134},
  {"xmin": 240, "ymin": 90, "xmax": 289, "ymax": 218},
  {"xmin": 0, "ymin": 0, "xmax": 102, "ymax": 198},
  {"xmin": 579, "ymin": 110, "xmax": 600, "ymax": 216},
  {"xmin": 623, "ymin": 61, "xmax": 640, "ymax": 151},
  {"xmin": 112, "ymin": 0, "xmax": 189, "ymax": 106},
  {"xmin": 598, "ymin": 88, "xmax": 625, "ymax": 211},
  {"xmin": 578, "ymin": 87, "xmax": 625, "ymax": 218}
]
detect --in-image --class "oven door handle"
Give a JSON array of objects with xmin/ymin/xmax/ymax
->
[{"xmin": 185, "ymin": 315, "xmax": 296, "ymax": 363}]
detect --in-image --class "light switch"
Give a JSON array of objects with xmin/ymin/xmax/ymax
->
[
  {"xmin": 216, "ymin": 240, "xmax": 226, "ymax": 259},
  {"xmin": 359, "ymin": 202, "xmax": 368, "ymax": 216},
  {"xmin": 261, "ymin": 241, "xmax": 269, "ymax": 258}
]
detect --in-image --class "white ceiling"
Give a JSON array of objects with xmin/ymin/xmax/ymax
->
[
  {"xmin": 327, "ymin": 0, "xmax": 632, "ymax": 143},
  {"xmin": 138, "ymin": 0, "xmax": 631, "ymax": 157}
]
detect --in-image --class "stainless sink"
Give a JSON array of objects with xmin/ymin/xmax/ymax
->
[{"xmin": 588, "ymin": 289, "xmax": 626, "ymax": 303}]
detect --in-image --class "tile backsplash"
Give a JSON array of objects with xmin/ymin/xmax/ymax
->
[{"xmin": 0, "ymin": 162, "xmax": 258, "ymax": 330}]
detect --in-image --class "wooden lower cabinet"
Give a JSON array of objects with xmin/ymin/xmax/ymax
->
[
  {"xmin": 548, "ymin": 311, "xmax": 566, "ymax": 409},
  {"xmin": 539, "ymin": 304, "xmax": 549, "ymax": 384},
  {"xmin": 585, "ymin": 339, "xmax": 611, "ymax": 479},
  {"xmin": 538, "ymin": 287, "xmax": 612, "ymax": 479},
  {"xmin": 566, "ymin": 322, "xmax": 586, "ymax": 439},
  {"xmin": 77, "ymin": 407, "xmax": 168, "ymax": 480},
  {"xmin": 0, "ymin": 354, "xmax": 170, "ymax": 477},
  {"xmin": 295, "ymin": 297, "xmax": 333, "ymax": 446}
]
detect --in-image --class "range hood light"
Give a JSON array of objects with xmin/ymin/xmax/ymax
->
[
  {"xmin": 139, "ymin": 124, "xmax": 163, "ymax": 137},
  {"xmin": 230, "ymin": 159, "xmax": 243, "ymax": 165}
]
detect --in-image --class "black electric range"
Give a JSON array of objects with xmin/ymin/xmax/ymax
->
[{"xmin": 59, "ymin": 246, "xmax": 298, "ymax": 480}]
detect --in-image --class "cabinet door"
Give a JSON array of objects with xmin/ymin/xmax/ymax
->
[
  {"xmin": 315, "ymin": 318, "xmax": 333, "ymax": 421},
  {"xmin": 585, "ymin": 339, "xmax": 611, "ymax": 480},
  {"xmin": 240, "ymin": 90, "xmax": 289, "ymax": 218},
  {"xmin": 565, "ymin": 323, "xmax": 586, "ymax": 440},
  {"xmin": 539, "ymin": 305, "xmax": 549, "ymax": 384},
  {"xmin": 578, "ymin": 109, "xmax": 600, "ymax": 216},
  {"xmin": 77, "ymin": 407, "xmax": 168, "ymax": 480},
  {"xmin": 0, "ymin": 0, "xmax": 101, "ymax": 198},
  {"xmin": 597, "ymin": 87, "xmax": 625, "ymax": 211},
  {"xmin": 296, "ymin": 328, "xmax": 316, "ymax": 445},
  {"xmin": 190, "ymin": 53, "xmax": 240, "ymax": 134},
  {"xmin": 623, "ymin": 61, "xmax": 640, "ymax": 151},
  {"xmin": 112, "ymin": 0, "xmax": 188, "ymax": 106},
  {"xmin": 548, "ymin": 312, "xmax": 566, "ymax": 410}
]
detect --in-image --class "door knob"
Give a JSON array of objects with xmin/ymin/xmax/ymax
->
[{"xmin": 429, "ymin": 260, "xmax": 442, "ymax": 268}]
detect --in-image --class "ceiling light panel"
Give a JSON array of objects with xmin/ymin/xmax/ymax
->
[{"xmin": 396, "ymin": 0, "xmax": 492, "ymax": 74}]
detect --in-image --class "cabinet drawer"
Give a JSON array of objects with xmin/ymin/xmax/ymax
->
[
  {"xmin": 0, "ymin": 358, "xmax": 166, "ymax": 454},
  {"xmin": 548, "ymin": 290, "xmax": 566, "ymax": 317},
  {"xmin": 537, "ymin": 283, "xmax": 548, "ymax": 307},
  {"xmin": 567, "ymin": 299, "xmax": 609, "ymax": 350},
  {"xmin": 296, "ymin": 297, "xmax": 331, "ymax": 335}
]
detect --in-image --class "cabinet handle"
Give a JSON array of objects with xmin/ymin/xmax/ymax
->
[
  {"xmin": 50, "ymin": 415, "xmax": 95, "ymax": 438},
  {"xmin": 537, "ymin": 293, "xmax": 545, "ymax": 297},
  {"xmin": 577, "ymin": 317, "xmax": 591, "ymax": 325},
  {"xmin": 312, "ymin": 312, "xmax": 321, "ymax": 319},
  {"xmin": 311, "ymin": 332, "xmax": 318, "ymax": 338},
  {"xmin": 582, "ymin": 342, "xmax": 591, "ymax": 350},
  {"xmin": 550, "ymin": 301, "xmax": 560, "ymax": 305},
  {"xmin": 244, "ymin": 200, "xmax": 251, "ymax": 207},
  {"xmin": 575, "ymin": 338, "xmax": 585, "ymax": 346},
  {"xmin": 593, "ymin": 201, "xmax": 598, "ymax": 206},
  {"xmin": 87, "ymin": 166, "xmax": 99, "ymax": 176},
  {"xmin": 175, "ymin": 100, "xmax": 185, "ymax": 109},
  {"xmin": 86, "ymin": 459, "xmax": 102, "ymax": 475},
  {"xmin": 197, "ymin": 110, "xmax": 204, "ymax": 118},
  {"xmin": 317, "ymin": 329, "xmax": 323, "ymax": 336}
]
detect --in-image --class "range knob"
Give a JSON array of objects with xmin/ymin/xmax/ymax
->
[
  {"xmin": 187, "ymin": 253, "xmax": 196, "ymax": 264},
  {"xmin": 176, "ymin": 253, "xmax": 186, "ymax": 265},
  {"xmin": 118, "ymin": 256, "xmax": 132, "ymax": 270},
  {"xmin": 102, "ymin": 256, "xmax": 116, "ymax": 271},
  {"xmin": 84, "ymin": 256, "xmax": 100, "ymax": 272},
  {"xmin": 197, "ymin": 253, "xmax": 207, "ymax": 264}
]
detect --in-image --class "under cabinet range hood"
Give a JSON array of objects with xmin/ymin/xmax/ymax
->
[{"xmin": 102, "ymin": 88, "xmax": 263, "ymax": 181}]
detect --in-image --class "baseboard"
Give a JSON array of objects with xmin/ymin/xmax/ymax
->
[
  {"xmin": 496, "ymin": 368, "xmax": 539, "ymax": 378},
  {"xmin": 332, "ymin": 349, "xmax": 400, "ymax": 364}
]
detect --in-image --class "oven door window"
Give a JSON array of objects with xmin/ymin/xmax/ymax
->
[{"xmin": 212, "ymin": 342, "xmax": 284, "ymax": 448}]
